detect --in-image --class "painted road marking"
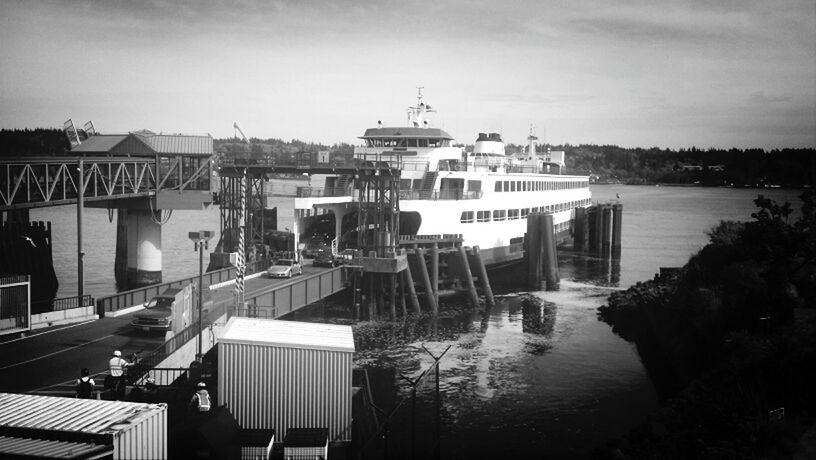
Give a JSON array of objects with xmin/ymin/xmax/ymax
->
[
  {"xmin": 0, "ymin": 333, "xmax": 116, "ymax": 371},
  {"xmin": 0, "ymin": 319, "xmax": 97, "ymax": 345}
]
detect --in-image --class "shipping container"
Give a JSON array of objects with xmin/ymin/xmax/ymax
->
[
  {"xmin": 218, "ymin": 318, "xmax": 355, "ymax": 442},
  {"xmin": 0, "ymin": 393, "xmax": 167, "ymax": 459}
]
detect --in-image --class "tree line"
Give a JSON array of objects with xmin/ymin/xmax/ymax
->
[{"xmin": 2, "ymin": 129, "xmax": 813, "ymax": 187}]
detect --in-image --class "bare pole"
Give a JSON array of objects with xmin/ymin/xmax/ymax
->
[{"xmin": 76, "ymin": 159, "xmax": 84, "ymax": 305}]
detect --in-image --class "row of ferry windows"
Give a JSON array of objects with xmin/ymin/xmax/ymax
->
[
  {"xmin": 459, "ymin": 199, "xmax": 592, "ymax": 223},
  {"xmin": 365, "ymin": 138, "xmax": 450, "ymax": 148},
  {"xmin": 494, "ymin": 179, "xmax": 588, "ymax": 192}
]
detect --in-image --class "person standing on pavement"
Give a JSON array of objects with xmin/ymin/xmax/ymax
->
[
  {"xmin": 75, "ymin": 368, "xmax": 95, "ymax": 399},
  {"xmin": 108, "ymin": 350, "xmax": 132, "ymax": 399}
]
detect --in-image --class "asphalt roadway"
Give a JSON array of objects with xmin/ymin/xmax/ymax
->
[{"xmin": 0, "ymin": 264, "xmax": 327, "ymax": 395}]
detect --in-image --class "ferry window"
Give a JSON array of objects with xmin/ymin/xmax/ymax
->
[
  {"xmin": 468, "ymin": 180, "xmax": 482, "ymax": 192},
  {"xmin": 413, "ymin": 179, "xmax": 423, "ymax": 190},
  {"xmin": 516, "ymin": 181, "xmax": 521, "ymax": 191},
  {"xmin": 408, "ymin": 139, "xmax": 418, "ymax": 147},
  {"xmin": 477, "ymin": 210, "xmax": 491, "ymax": 222},
  {"xmin": 493, "ymin": 210, "xmax": 506, "ymax": 221},
  {"xmin": 400, "ymin": 179, "xmax": 412, "ymax": 190},
  {"xmin": 494, "ymin": 182, "xmax": 502, "ymax": 192},
  {"xmin": 527, "ymin": 181, "xmax": 532, "ymax": 191},
  {"xmin": 508, "ymin": 209, "xmax": 520, "ymax": 220},
  {"xmin": 510, "ymin": 181, "xmax": 516, "ymax": 192},
  {"xmin": 460, "ymin": 211, "xmax": 474, "ymax": 223},
  {"xmin": 419, "ymin": 139, "xmax": 429, "ymax": 147},
  {"xmin": 521, "ymin": 208, "xmax": 530, "ymax": 218},
  {"xmin": 522, "ymin": 182, "xmax": 527, "ymax": 191},
  {"xmin": 531, "ymin": 207, "xmax": 539, "ymax": 213}
]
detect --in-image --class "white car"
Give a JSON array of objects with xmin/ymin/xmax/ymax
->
[{"xmin": 266, "ymin": 258, "xmax": 303, "ymax": 278}]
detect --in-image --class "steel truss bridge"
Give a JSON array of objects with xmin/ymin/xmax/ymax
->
[{"xmin": 0, "ymin": 155, "xmax": 212, "ymax": 212}]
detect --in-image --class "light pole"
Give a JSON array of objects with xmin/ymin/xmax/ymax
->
[{"xmin": 189, "ymin": 230, "xmax": 214, "ymax": 356}]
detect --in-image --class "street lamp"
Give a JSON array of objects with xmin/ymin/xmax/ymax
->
[{"xmin": 189, "ymin": 230, "xmax": 215, "ymax": 357}]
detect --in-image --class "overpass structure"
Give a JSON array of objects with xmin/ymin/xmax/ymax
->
[{"xmin": 1, "ymin": 130, "xmax": 215, "ymax": 303}]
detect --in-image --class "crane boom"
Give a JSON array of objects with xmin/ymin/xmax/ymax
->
[{"xmin": 233, "ymin": 122, "xmax": 249, "ymax": 143}]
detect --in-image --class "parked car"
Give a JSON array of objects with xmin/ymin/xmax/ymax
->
[
  {"xmin": 131, "ymin": 288, "xmax": 178, "ymax": 333},
  {"xmin": 312, "ymin": 248, "xmax": 336, "ymax": 268},
  {"xmin": 267, "ymin": 258, "xmax": 303, "ymax": 278}
]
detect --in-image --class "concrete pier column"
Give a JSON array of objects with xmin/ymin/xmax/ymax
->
[
  {"xmin": 611, "ymin": 203, "xmax": 623, "ymax": 257},
  {"xmin": 326, "ymin": 204, "xmax": 352, "ymax": 250},
  {"xmin": 125, "ymin": 209, "xmax": 162, "ymax": 287}
]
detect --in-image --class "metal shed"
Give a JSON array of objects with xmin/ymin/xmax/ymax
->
[
  {"xmin": 0, "ymin": 393, "xmax": 167, "ymax": 459},
  {"xmin": 218, "ymin": 318, "xmax": 355, "ymax": 442}
]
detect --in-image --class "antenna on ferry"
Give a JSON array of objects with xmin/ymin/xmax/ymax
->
[{"xmin": 528, "ymin": 125, "xmax": 538, "ymax": 159}]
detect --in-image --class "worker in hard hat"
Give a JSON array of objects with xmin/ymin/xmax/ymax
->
[
  {"xmin": 108, "ymin": 350, "xmax": 132, "ymax": 399},
  {"xmin": 189, "ymin": 381, "xmax": 211, "ymax": 414}
]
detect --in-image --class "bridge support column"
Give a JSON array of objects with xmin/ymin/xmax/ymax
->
[
  {"xmin": 116, "ymin": 208, "xmax": 162, "ymax": 289},
  {"xmin": 325, "ymin": 204, "xmax": 353, "ymax": 250}
]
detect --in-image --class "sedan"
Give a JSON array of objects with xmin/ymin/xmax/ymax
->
[{"xmin": 266, "ymin": 258, "xmax": 303, "ymax": 278}]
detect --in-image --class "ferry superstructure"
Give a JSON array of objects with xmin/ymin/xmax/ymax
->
[{"xmin": 352, "ymin": 91, "xmax": 592, "ymax": 267}]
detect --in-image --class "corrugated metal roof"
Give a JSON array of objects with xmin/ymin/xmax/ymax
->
[
  {"xmin": 0, "ymin": 393, "xmax": 167, "ymax": 436},
  {"xmin": 220, "ymin": 318, "xmax": 355, "ymax": 353},
  {"xmin": 138, "ymin": 133, "xmax": 213, "ymax": 155},
  {"xmin": 70, "ymin": 135, "xmax": 128, "ymax": 153},
  {"xmin": 0, "ymin": 435, "xmax": 112, "ymax": 459}
]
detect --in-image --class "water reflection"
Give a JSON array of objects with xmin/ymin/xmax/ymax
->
[{"xmin": 560, "ymin": 250, "xmax": 622, "ymax": 287}]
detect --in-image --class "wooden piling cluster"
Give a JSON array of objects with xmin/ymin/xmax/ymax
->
[
  {"xmin": 525, "ymin": 202, "xmax": 623, "ymax": 290},
  {"xmin": 574, "ymin": 202, "xmax": 623, "ymax": 258},
  {"xmin": 525, "ymin": 212, "xmax": 560, "ymax": 291},
  {"xmin": 351, "ymin": 240, "xmax": 496, "ymax": 321}
]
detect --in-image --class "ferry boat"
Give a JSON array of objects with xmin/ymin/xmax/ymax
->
[{"xmin": 347, "ymin": 90, "xmax": 592, "ymax": 268}]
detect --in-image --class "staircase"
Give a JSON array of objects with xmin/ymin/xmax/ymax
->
[
  {"xmin": 333, "ymin": 175, "xmax": 353, "ymax": 196},
  {"xmin": 419, "ymin": 172, "xmax": 437, "ymax": 199}
]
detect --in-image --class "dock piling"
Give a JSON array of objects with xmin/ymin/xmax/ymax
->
[
  {"xmin": 469, "ymin": 246, "xmax": 495, "ymax": 307},
  {"xmin": 542, "ymin": 213, "xmax": 560, "ymax": 290},
  {"xmin": 402, "ymin": 268, "xmax": 421, "ymax": 314},
  {"xmin": 414, "ymin": 248, "xmax": 438, "ymax": 314},
  {"xmin": 526, "ymin": 213, "xmax": 543, "ymax": 290},
  {"xmin": 612, "ymin": 203, "xmax": 623, "ymax": 257},
  {"xmin": 457, "ymin": 246, "xmax": 481, "ymax": 309}
]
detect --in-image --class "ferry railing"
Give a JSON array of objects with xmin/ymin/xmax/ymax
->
[
  {"xmin": 95, "ymin": 258, "xmax": 269, "ymax": 316},
  {"xmin": 221, "ymin": 151, "xmax": 404, "ymax": 171},
  {"xmin": 295, "ymin": 186, "xmax": 354, "ymax": 198},
  {"xmin": 399, "ymin": 189, "xmax": 483, "ymax": 201}
]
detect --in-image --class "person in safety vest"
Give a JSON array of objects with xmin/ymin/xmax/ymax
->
[
  {"xmin": 75, "ymin": 368, "xmax": 95, "ymax": 399},
  {"xmin": 108, "ymin": 350, "xmax": 132, "ymax": 399},
  {"xmin": 189, "ymin": 381, "xmax": 211, "ymax": 413}
]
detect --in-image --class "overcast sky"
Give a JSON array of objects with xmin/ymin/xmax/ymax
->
[{"xmin": 1, "ymin": 0, "xmax": 814, "ymax": 149}]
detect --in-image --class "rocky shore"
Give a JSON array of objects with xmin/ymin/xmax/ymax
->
[{"xmin": 594, "ymin": 192, "xmax": 816, "ymax": 459}]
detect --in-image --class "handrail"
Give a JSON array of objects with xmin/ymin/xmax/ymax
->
[
  {"xmin": 32, "ymin": 295, "xmax": 94, "ymax": 312},
  {"xmin": 96, "ymin": 258, "xmax": 269, "ymax": 316}
]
